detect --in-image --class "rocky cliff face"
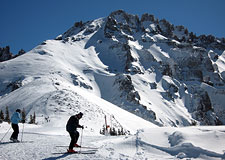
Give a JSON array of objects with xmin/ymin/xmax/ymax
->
[
  {"xmin": 97, "ymin": 10, "xmax": 225, "ymax": 125},
  {"xmin": 0, "ymin": 46, "xmax": 26, "ymax": 62},
  {"xmin": 0, "ymin": 46, "xmax": 12, "ymax": 62}
]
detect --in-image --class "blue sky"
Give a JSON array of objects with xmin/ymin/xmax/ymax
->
[{"xmin": 0, "ymin": 0, "xmax": 225, "ymax": 54}]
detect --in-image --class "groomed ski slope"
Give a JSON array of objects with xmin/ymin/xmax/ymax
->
[{"xmin": 1, "ymin": 122, "xmax": 225, "ymax": 160}]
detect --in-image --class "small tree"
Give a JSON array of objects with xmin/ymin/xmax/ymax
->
[
  {"xmin": 117, "ymin": 128, "xmax": 120, "ymax": 135},
  {"xmin": 4, "ymin": 106, "xmax": 10, "ymax": 123},
  {"xmin": 29, "ymin": 115, "xmax": 33, "ymax": 124},
  {"xmin": 29, "ymin": 112, "xmax": 36, "ymax": 124},
  {"xmin": 33, "ymin": 112, "xmax": 36, "ymax": 124},
  {"xmin": 191, "ymin": 120, "xmax": 197, "ymax": 126},
  {"xmin": 100, "ymin": 125, "xmax": 106, "ymax": 135},
  {"xmin": 109, "ymin": 127, "xmax": 117, "ymax": 136},
  {"xmin": 109, "ymin": 127, "xmax": 112, "ymax": 135},
  {"xmin": 121, "ymin": 128, "xmax": 125, "ymax": 135},
  {"xmin": 21, "ymin": 108, "xmax": 26, "ymax": 123},
  {"xmin": 0, "ymin": 109, "xmax": 4, "ymax": 120},
  {"xmin": 184, "ymin": 28, "xmax": 188, "ymax": 35},
  {"xmin": 110, "ymin": 127, "xmax": 117, "ymax": 136}
]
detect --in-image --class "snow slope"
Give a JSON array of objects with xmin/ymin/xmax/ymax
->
[
  {"xmin": 0, "ymin": 38, "xmax": 156, "ymax": 134},
  {"xmin": 1, "ymin": 122, "xmax": 225, "ymax": 160}
]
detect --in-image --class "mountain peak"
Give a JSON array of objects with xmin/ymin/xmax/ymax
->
[
  {"xmin": 108, "ymin": 10, "xmax": 138, "ymax": 22},
  {"xmin": 141, "ymin": 13, "xmax": 156, "ymax": 22}
]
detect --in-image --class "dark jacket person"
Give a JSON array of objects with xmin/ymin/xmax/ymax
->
[{"xmin": 66, "ymin": 112, "xmax": 84, "ymax": 153}]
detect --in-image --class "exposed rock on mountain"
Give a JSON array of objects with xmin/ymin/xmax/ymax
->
[
  {"xmin": 0, "ymin": 46, "xmax": 26, "ymax": 62},
  {"xmin": 0, "ymin": 46, "xmax": 12, "ymax": 62}
]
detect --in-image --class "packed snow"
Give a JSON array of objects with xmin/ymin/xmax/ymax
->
[{"xmin": 1, "ymin": 122, "xmax": 225, "ymax": 159}]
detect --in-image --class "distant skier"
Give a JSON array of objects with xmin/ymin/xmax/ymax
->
[
  {"xmin": 66, "ymin": 112, "xmax": 84, "ymax": 153},
  {"xmin": 10, "ymin": 109, "xmax": 22, "ymax": 142}
]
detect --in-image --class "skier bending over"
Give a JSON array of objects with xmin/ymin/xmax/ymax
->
[
  {"xmin": 66, "ymin": 112, "xmax": 84, "ymax": 153},
  {"xmin": 10, "ymin": 109, "xmax": 22, "ymax": 142}
]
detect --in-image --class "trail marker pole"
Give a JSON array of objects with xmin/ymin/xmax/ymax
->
[
  {"xmin": 21, "ymin": 123, "xmax": 25, "ymax": 142},
  {"xmin": 80, "ymin": 128, "xmax": 84, "ymax": 153}
]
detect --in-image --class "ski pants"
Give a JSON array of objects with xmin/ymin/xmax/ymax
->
[
  {"xmin": 68, "ymin": 131, "xmax": 79, "ymax": 149},
  {"xmin": 11, "ymin": 123, "xmax": 19, "ymax": 140}
]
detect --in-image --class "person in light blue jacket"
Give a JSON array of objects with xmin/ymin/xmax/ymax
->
[{"xmin": 10, "ymin": 109, "xmax": 22, "ymax": 142}]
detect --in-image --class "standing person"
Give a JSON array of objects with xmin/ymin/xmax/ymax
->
[
  {"xmin": 10, "ymin": 109, "xmax": 22, "ymax": 142},
  {"xmin": 66, "ymin": 112, "xmax": 84, "ymax": 153}
]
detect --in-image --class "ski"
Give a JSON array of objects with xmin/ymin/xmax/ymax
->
[
  {"xmin": 55, "ymin": 145, "xmax": 98, "ymax": 150},
  {"xmin": 19, "ymin": 141, "xmax": 34, "ymax": 143},
  {"xmin": 52, "ymin": 151, "xmax": 96, "ymax": 155},
  {"xmin": 0, "ymin": 141, "xmax": 34, "ymax": 145}
]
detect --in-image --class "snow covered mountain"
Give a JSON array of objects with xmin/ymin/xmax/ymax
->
[{"xmin": 1, "ymin": 10, "xmax": 225, "ymax": 131}]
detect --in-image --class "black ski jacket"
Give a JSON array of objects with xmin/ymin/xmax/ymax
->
[{"xmin": 66, "ymin": 115, "xmax": 82, "ymax": 132}]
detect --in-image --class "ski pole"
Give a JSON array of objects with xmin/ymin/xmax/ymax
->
[
  {"xmin": 0, "ymin": 126, "xmax": 11, "ymax": 142},
  {"xmin": 21, "ymin": 123, "xmax": 25, "ymax": 142},
  {"xmin": 79, "ymin": 128, "xmax": 84, "ymax": 153}
]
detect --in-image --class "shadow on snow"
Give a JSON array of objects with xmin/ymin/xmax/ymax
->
[{"xmin": 139, "ymin": 140, "xmax": 225, "ymax": 159}]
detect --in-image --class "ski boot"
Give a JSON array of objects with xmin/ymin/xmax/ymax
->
[
  {"xmin": 13, "ymin": 139, "xmax": 20, "ymax": 143},
  {"xmin": 74, "ymin": 144, "xmax": 81, "ymax": 147},
  {"xmin": 67, "ymin": 149, "xmax": 76, "ymax": 153}
]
